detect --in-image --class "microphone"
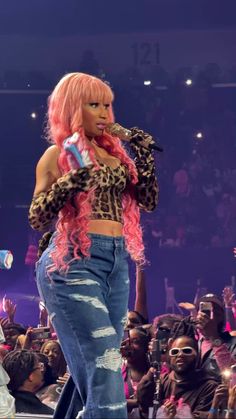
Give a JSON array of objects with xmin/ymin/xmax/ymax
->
[{"xmin": 106, "ymin": 123, "xmax": 163, "ymax": 152}]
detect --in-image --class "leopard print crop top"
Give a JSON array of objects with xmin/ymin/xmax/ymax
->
[
  {"xmin": 91, "ymin": 162, "xmax": 128, "ymax": 223},
  {"xmin": 29, "ymin": 137, "xmax": 158, "ymax": 236}
]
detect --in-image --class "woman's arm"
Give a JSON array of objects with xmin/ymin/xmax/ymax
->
[
  {"xmin": 33, "ymin": 145, "xmax": 61, "ymax": 196},
  {"xmin": 134, "ymin": 265, "xmax": 148, "ymax": 322},
  {"xmin": 28, "ymin": 146, "xmax": 98, "ymax": 231}
]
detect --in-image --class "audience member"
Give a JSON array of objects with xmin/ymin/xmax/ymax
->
[
  {"xmin": 121, "ymin": 326, "xmax": 152, "ymax": 416},
  {"xmin": 137, "ymin": 317, "xmax": 218, "ymax": 418},
  {"xmin": 40, "ymin": 340, "xmax": 67, "ymax": 382},
  {"xmin": 2, "ymin": 349, "xmax": 54, "ymax": 415},
  {"xmin": 2, "ymin": 323, "xmax": 26, "ymax": 351},
  {"xmin": 196, "ymin": 293, "xmax": 236, "ymax": 379}
]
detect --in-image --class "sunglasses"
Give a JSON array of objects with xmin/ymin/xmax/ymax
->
[
  {"xmin": 169, "ymin": 347, "xmax": 196, "ymax": 357},
  {"xmin": 32, "ymin": 362, "xmax": 45, "ymax": 372}
]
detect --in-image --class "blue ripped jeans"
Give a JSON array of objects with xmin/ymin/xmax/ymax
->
[{"xmin": 36, "ymin": 234, "xmax": 129, "ymax": 419}]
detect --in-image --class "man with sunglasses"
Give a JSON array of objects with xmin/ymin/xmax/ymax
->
[{"xmin": 137, "ymin": 324, "xmax": 218, "ymax": 418}]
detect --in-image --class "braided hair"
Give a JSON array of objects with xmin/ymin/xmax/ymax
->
[
  {"xmin": 2, "ymin": 349, "xmax": 39, "ymax": 392},
  {"xmin": 130, "ymin": 325, "xmax": 152, "ymax": 353},
  {"xmin": 169, "ymin": 316, "xmax": 199, "ymax": 351}
]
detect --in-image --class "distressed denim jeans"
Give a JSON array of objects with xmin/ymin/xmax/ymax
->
[{"xmin": 36, "ymin": 234, "xmax": 129, "ymax": 419}]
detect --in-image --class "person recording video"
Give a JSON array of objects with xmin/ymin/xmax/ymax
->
[
  {"xmin": 196, "ymin": 294, "xmax": 236, "ymax": 379},
  {"xmin": 137, "ymin": 317, "xmax": 218, "ymax": 419}
]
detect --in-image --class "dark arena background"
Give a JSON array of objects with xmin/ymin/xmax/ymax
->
[{"xmin": 0, "ymin": 0, "xmax": 236, "ymax": 326}]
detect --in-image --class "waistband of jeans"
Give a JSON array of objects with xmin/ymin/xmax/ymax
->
[
  {"xmin": 50, "ymin": 232, "xmax": 125, "ymax": 250},
  {"xmin": 88, "ymin": 233, "xmax": 125, "ymax": 249}
]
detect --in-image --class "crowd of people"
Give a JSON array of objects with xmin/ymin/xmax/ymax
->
[
  {"xmin": 1, "ymin": 274, "xmax": 236, "ymax": 418},
  {"xmin": 152, "ymin": 125, "xmax": 236, "ymax": 249},
  {"xmin": 135, "ymin": 79, "xmax": 236, "ymax": 249}
]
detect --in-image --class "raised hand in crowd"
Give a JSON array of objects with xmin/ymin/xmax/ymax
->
[
  {"xmin": 208, "ymin": 384, "xmax": 228, "ymax": 418},
  {"xmin": 163, "ymin": 397, "xmax": 177, "ymax": 418},
  {"xmin": 15, "ymin": 326, "xmax": 34, "ymax": 350},
  {"xmin": 134, "ymin": 265, "xmax": 148, "ymax": 324},
  {"xmin": 227, "ymin": 385, "xmax": 236, "ymax": 419},
  {"xmin": 39, "ymin": 301, "xmax": 48, "ymax": 327},
  {"xmin": 222, "ymin": 286, "xmax": 236, "ymax": 333},
  {"xmin": 56, "ymin": 372, "xmax": 70, "ymax": 386},
  {"xmin": 196, "ymin": 309, "xmax": 220, "ymax": 339},
  {"xmin": 3, "ymin": 296, "xmax": 17, "ymax": 323},
  {"xmin": 178, "ymin": 301, "xmax": 197, "ymax": 317},
  {"xmin": 223, "ymin": 287, "xmax": 235, "ymax": 309},
  {"xmin": 126, "ymin": 265, "xmax": 149, "ymax": 330}
]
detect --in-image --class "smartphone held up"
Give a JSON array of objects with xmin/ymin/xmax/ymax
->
[
  {"xmin": 199, "ymin": 301, "xmax": 213, "ymax": 319},
  {"xmin": 31, "ymin": 327, "xmax": 51, "ymax": 341}
]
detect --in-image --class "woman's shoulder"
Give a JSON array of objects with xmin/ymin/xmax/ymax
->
[
  {"xmin": 37, "ymin": 145, "xmax": 60, "ymax": 169},
  {"xmin": 42, "ymin": 145, "xmax": 60, "ymax": 161},
  {"xmin": 36, "ymin": 145, "xmax": 61, "ymax": 181}
]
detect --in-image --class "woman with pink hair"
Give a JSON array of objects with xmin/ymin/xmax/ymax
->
[{"xmin": 29, "ymin": 72, "xmax": 158, "ymax": 418}]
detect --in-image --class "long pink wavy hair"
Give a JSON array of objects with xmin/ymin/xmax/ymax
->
[{"xmin": 46, "ymin": 72, "xmax": 145, "ymax": 271}]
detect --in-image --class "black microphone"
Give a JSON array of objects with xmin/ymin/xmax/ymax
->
[{"xmin": 106, "ymin": 123, "xmax": 163, "ymax": 153}]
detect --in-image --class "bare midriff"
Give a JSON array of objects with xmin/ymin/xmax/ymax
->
[{"xmin": 88, "ymin": 219, "xmax": 123, "ymax": 237}]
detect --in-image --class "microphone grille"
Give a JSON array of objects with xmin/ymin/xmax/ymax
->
[{"xmin": 106, "ymin": 123, "xmax": 132, "ymax": 140}]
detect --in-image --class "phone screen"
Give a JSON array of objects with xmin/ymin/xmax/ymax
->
[
  {"xmin": 200, "ymin": 302, "xmax": 213, "ymax": 319},
  {"xmin": 31, "ymin": 327, "xmax": 51, "ymax": 341}
]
